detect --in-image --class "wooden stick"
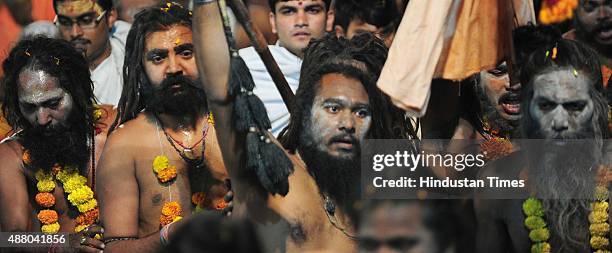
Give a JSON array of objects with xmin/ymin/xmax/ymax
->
[{"xmin": 227, "ymin": 0, "xmax": 296, "ymax": 112}]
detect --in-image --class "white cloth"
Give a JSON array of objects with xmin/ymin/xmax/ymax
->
[
  {"xmin": 239, "ymin": 43, "xmax": 302, "ymax": 136},
  {"xmin": 91, "ymin": 22, "xmax": 129, "ymax": 106}
]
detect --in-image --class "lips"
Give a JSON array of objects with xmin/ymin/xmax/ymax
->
[
  {"xmin": 499, "ymin": 92, "xmax": 521, "ymax": 115},
  {"xmin": 293, "ymin": 31, "xmax": 311, "ymax": 38},
  {"xmin": 596, "ymin": 26, "xmax": 612, "ymax": 41}
]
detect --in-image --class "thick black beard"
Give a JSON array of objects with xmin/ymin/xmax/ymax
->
[
  {"xmin": 527, "ymin": 139, "xmax": 599, "ymax": 252},
  {"xmin": 297, "ymin": 127, "xmax": 361, "ymax": 213},
  {"xmin": 476, "ymin": 88, "xmax": 520, "ymax": 138},
  {"xmin": 144, "ymin": 75, "xmax": 208, "ymax": 120},
  {"xmin": 20, "ymin": 114, "xmax": 90, "ymax": 174}
]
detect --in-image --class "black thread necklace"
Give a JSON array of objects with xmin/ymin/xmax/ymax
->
[{"xmin": 153, "ymin": 113, "xmax": 210, "ymax": 169}]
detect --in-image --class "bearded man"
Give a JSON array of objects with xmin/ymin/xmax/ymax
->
[
  {"xmin": 474, "ymin": 36, "xmax": 610, "ymax": 252},
  {"xmin": 565, "ymin": 0, "xmax": 612, "ymax": 86},
  {"xmin": 193, "ymin": 1, "xmax": 407, "ymax": 251},
  {"xmin": 0, "ymin": 37, "xmax": 116, "ymax": 252},
  {"xmin": 96, "ymin": 3, "xmax": 228, "ymax": 253}
]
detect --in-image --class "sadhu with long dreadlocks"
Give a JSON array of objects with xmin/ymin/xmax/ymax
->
[
  {"xmin": 96, "ymin": 3, "xmax": 228, "ymax": 252},
  {"xmin": 193, "ymin": 0, "xmax": 414, "ymax": 251},
  {"xmin": 0, "ymin": 37, "xmax": 115, "ymax": 252}
]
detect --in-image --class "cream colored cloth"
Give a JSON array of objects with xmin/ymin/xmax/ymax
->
[{"xmin": 378, "ymin": 0, "xmax": 535, "ymax": 117}]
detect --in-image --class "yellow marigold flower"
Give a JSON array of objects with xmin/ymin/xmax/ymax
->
[
  {"xmin": 525, "ymin": 216, "xmax": 546, "ymax": 230},
  {"xmin": 93, "ymin": 105, "xmax": 103, "ymax": 121},
  {"xmin": 56, "ymin": 169, "xmax": 78, "ymax": 183},
  {"xmin": 595, "ymin": 186, "xmax": 609, "ymax": 201},
  {"xmin": 157, "ymin": 166, "xmax": 177, "ymax": 183},
  {"xmin": 208, "ymin": 113, "xmax": 214, "ymax": 125},
  {"xmin": 591, "ymin": 236, "xmax": 610, "ymax": 250},
  {"xmin": 172, "ymin": 216, "xmax": 182, "ymax": 223},
  {"xmin": 592, "ymin": 201, "xmax": 609, "ymax": 212},
  {"xmin": 161, "ymin": 201, "xmax": 182, "ymax": 216},
  {"xmin": 523, "ymin": 198, "xmax": 544, "ymax": 217},
  {"xmin": 74, "ymin": 224, "xmax": 88, "ymax": 233},
  {"xmin": 589, "ymin": 211, "xmax": 608, "ymax": 224},
  {"xmin": 590, "ymin": 223, "xmax": 610, "ymax": 236},
  {"xmin": 35, "ymin": 169, "xmax": 53, "ymax": 181},
  {"xmin": 77, "ymin": 199, "xmax": 98, "ymax": 213},
  {"xmin": 67, "ymin": 186, "xmax": 94, "ymax": 205},
  {"xmin": 539, "ymin": 0, "xmax": 578, "ymax": 25},
  {"xmin": 37, "ymin": 180, "xmax": 56, "ymax": 193},
  {"xmin": 194, "ymin": 205, "xmax": 204, "ymax": 214},
  {"xmin": 529, "ymin": 228, "xmax": 550, "ymax": 242},
  {"xmin": 42, "ymin": 222, "xmax": 60, "ymax": 234},
  {"xmin": 62, "ymin": 175, "xmax": 88, "ymax": 194},
  {"xmin": 35, "ymin": 192, "xmax": 56, "ymax": 208},
  {"xmin": 531, "ymin": 242, "xmax": 551, "ymax": 253},
  {"xmin": 595, "ymin": 250, "xmax": 611, "ymax": 253},
  {"xmin": 22, "ymin": 150, "xmax": 31, "ymax": 165},
  {"xmin": 37, "ymin": 210, "xmax": 59, "ymax": 225},
  {"xmin": 153, "ymin": 156, "xmax": 170, "ymax": 173}
]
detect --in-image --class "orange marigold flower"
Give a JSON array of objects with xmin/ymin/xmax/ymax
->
[
  {"xmin": 191, "ymin": 192, "xmax": 206, "ymax": 206},
  {"xmin": 214, "ymin": 198, "xmax": 228, "ymax": 210},
  {"xmin": 157, "ymin": 166, "xmax": 177, "ymax": 183},
  {"xmin": 35, "ymin": 192, "xmax": 56, "ymax": 208},
  {"xmin": 159, "ymin": 215, "xmax": 174, "ymax": 227},
  {"xmin": 22, "ymin": 150, "xmax": 31, "ymax": 165},
  {"xmin": 37, "ymin": 210, "xmax": 59, "ymax": 225},
  {"xmin": 161, "ymin": 201, "xmax": 182, "ymax": 216},
  {"xmin": 76, "ymin": 208, "xmax": 99, "ymax": 225}
]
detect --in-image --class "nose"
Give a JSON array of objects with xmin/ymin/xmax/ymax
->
[
  {"xmin": 507, "ymin": 81, "xmax": 521, "ymax": 92},
  {"xmin": 551, "ymin": 109, "xmax": 569, "ymax": 134},
  {"xmin": 597, "ymin": 4, "xmax": 611, "ymax": 20},
  {"xmin": 295, "ymin": 10, "xmax": 308, "ymax": 27},
  {"xmin": 338, "ymin": 112, "xmax": 356, "ymax": 134},
  {"xmin": 36, "ymin": 108, "xmax": 53, "ymax": 126},
  {"xmin": 69, "ymin": 23, "xmax": 84, "ymax": 38},
  {"xmin": 166, "ymin": 55, "xmax": 183, "ymax": 76}
]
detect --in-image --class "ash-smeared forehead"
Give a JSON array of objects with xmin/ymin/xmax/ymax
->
[
  {"xmin": 531, "ymin": 68, "xmax": 593, "ymax": 102},
  {"xmin": 17, "ymin": 69, "xmax": 64, "ymax": 105}
]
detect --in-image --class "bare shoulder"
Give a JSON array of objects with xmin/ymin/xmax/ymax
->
[
  {"xmin": 105, "ymin": 113, "xmax": 154, "ymax": 145},
  {"xmin": 0, "ymin": 139, "xmax": 25, "ymax": 179}
]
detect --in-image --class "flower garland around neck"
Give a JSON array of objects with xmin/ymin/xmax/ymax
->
[
  {"xmin": 523, "ymin": 185, "xmax": 610, "ymax": 253},
  {"xmin": 152, "ymin": 114, "xmax": 226, "ymax": 227},
  {"xmin": 27, "ymin": 154, "xmax": 99, "ymax": 234},
  {"xmin": 479, "ymin": 118, "xmax": 514, "ymax": 162}
]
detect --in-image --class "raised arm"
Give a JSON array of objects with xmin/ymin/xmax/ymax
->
[{"xmin": 193, "ymin": 1, "xmax": 266, "ymax": 210}]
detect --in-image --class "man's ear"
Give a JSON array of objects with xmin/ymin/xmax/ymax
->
[
  {"xmin": 106, "ymin": 8, "xmax": 118, "ymax": 28},
  {"xmin": 325, "ymin": 9, "xmax": 335, "ymax": 32},
  {"xmin": 269, "ymin": 12, "xmax": 277, "ymax": 34},
  {"xmin": 334, "ymin": 25, "xmax": 345, "ymax": 38}
]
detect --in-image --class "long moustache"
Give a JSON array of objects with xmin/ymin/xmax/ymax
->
[{"xmin": 158, "ymin": 75, "xmax": 202, "ymax": 91}]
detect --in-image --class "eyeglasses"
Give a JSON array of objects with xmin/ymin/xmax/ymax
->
[
  {"xmin": 358, "ymin": 236, "xmax": 420, "ymax": 252},
  {"xmin": 54, "ymin": 10, "xmax": 107, "ymax": 29}
]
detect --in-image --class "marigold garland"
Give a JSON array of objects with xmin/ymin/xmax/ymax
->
[
  {"xmin": 523, "ymin": 185, "xmax": 610, "ymax": 253},
  {"xmin": 33, "ymin": 166, "xmax": 99, "ymax": 234},
  {"xmin": 160, "ymin": 201, "xmax": 183, "ymax": 226},
  {"xmin": 35, "ymin": 192, "xmax": 56, "ymax": 208},
  {"xmin": 539, "ymin": 0, "xmax": 579, "ymax": 25}
]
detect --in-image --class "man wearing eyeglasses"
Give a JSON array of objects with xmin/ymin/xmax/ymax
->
[{"xmin": 53, "ymin": 0, "xmax": 126, "ymax": 106}]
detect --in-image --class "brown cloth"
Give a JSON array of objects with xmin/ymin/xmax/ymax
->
[{"xmin": 378, "ymin": 0, "xmax": 535, "ymax": 116}]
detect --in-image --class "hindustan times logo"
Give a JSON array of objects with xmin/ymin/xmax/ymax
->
[{"xmin": 372, "ymin": 150, "xmax": 486, "ymax": 172}]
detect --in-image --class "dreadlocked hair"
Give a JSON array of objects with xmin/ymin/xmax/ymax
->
[
  {"xmin": 2, "ymin": 37, "xmax": 96, "ymax": 133},
  {"xmin": 111, "ymin": 1, "xmax": 193, "ymax": 131},
  {"xmin": 279, "ymin": 33, "xmax": 415, "ymax": 152}
]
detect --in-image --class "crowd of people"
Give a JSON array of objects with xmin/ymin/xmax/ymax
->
[{"xmin": 0, "ymin": 0, "xmax": 610, "ymax": 252}]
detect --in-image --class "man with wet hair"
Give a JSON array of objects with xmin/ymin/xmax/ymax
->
[
  {"xmin": 0, "ymin": 37, "xmax": 115, "ymax": 253},
  {"xmin": 193, "ymin": 0, "xmax": 406, "ymax": 251},
  {"xmin": 475, "ymin": 35, "xmax": 609, "ymax": 252}
]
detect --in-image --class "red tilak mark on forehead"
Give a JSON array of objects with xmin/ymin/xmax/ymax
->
[{"xmin": 298, "ymin": 1, "xmax": 303, "ymax": 6}]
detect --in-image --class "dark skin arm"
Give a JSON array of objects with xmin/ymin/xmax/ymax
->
[{"xmin": 193, "ymin": 1, "xmax": 269, "ymax": 214}]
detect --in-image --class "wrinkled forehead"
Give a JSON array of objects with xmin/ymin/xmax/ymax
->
[
  {"xmin": 531, "ymin": 68, "xmax": 592, "ymax": 101},
  {"xmin": 17, "ymin": 69, "xmax": 64, "ymax": 103},
  {"xmin": 57, "ymin": 0, "xmax": 103, "ymax": 17}
]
